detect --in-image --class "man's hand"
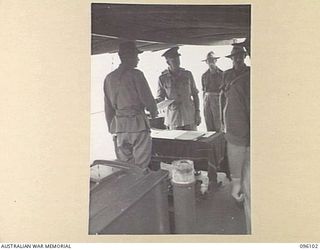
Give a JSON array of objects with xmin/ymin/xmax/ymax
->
[
  {"xmin": 195, "ymin": 110, "xmax": 201, "ymax": 126},
  {"xmin": 111, "ymin": 134, "xmax": 117, "ymax": 141},
  {"xmin": 150, "ymin": 110, "xmax": 159, "ymax": 119},
  {"xmin": 231, "ymin": 178, "xmax": 244, "ymax": 203}
]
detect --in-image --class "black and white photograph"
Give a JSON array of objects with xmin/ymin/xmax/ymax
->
[
  {"xmin": 2, "ymin": 0, "xmax": 320, "ymax": 246},
  {"xmin": 89, "ymin": 3, "xmax": 251, "ymax": 235}
]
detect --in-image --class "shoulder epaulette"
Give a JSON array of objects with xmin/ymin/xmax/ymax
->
[{"xmin": 226, "ymin": 70, "xmax": 250, "ymax": 91}]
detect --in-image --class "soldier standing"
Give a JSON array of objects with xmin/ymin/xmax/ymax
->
[
  {"xmin": 104, "ymin": 41, "xmax": 158, "ymax": 169},
  {"xmin": 156, "ymin": 47, "xmax": 201, "ymax": 130},
  {"xmin": 201, "ymin": 51, "xmax": 223, "ymax": 132}
]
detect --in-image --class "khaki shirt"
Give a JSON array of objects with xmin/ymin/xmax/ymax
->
[
  {"xmin": 157, "ymin": 68, "xmax": 199, "ymax": 127},
  {"xmin": 224, "ymin": 69, "xmax": 250, "ymax": 146},
  {"xmin": 104, "ymin": 65, "xmax": 158, "ymax": 133},
  {"xmin": 222, "ymin": 66, "xmax": 250, "ymax": 91},
  {"xmin": 201, "ymin": 68, "xmax": 223, "ymax": 93},
  {"xmin": 220, "ymin": 66, "xmax": 250, "ymax": 146}
]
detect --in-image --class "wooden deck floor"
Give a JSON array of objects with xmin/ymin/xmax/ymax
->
[{"xmin": 194, "ymin": 181, "xmax": 247, "ymax": 234}]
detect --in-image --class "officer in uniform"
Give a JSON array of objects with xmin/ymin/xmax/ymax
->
[
  {"xmin": 221, "ymin": 41, "xmax": 251, "ymax": 233},
  {"xmin": 104, "ymin": 41, "xmax": 158, "ymax": 170},
  {"xmin": 156, "ymin": 47, "xmax": 201, "ymax": 130},
  {"xmin": 201, "ymin": 51, "xmax": 223, "ymax": 132},
  {"xmin": 220, "ymin": 46, "xmax": 250, "ymax": 132}
]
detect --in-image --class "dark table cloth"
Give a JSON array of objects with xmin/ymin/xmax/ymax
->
[{"xmin": 151, "ymin": 132, "xmax": 227, "ymax": 183}]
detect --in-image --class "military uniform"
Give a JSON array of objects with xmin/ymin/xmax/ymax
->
[
  {"xmin": 220, "ymin": 65, "xmax": 250, "ymax": 132},
  {"xmin": 221, "ymin": 66, "xmax": 251, "ymax": 233},
  {"xmin": 220, "ymin": 42, "xmax": 251, "ymax": 233},
  {"xmin": 201, "ymin": 68, "xmax": 223, "ymax": 131},
  {"xmin": 157, "ymin": 68, "xmax": 199, "ymax": 130},
  {"xmin": 104, "ymin": 64, "xmax": 158, "ymax": 169}
]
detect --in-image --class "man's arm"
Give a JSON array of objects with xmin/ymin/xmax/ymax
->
[
  {"xmin": 192, "ymin": 92, "xmax": 200, "ymax": 112},
  {"xmin": 155, "ymin": 77, "xmax": 166, "ymax": 103},
  {"xmin": 225, "ymin": 82, "xmax": 250, "ymax": 203},
  {"xmin": 192, "ymin": 92, "xmax": 201, "ymax": 126},
  {"xmin": 189, "ymin": 72, "xmax": 201, "ymax": 126},
  {"xmin": 134, "ymin": 71, "xmax": 158, "ymax": 118},
  {"xmin": 201, "ymin": 74, "xmax": 206, "ymax": 99},
  {"xmin": 224, "ymin": 79, "xmax": 250, "ymax": 145},
  {"xmin": 103, "ymin": 78, "xmax": 115, "ymax": 133}
]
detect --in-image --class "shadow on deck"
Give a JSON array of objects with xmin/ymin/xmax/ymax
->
[{"xmin": 194, "ymin": 182, "xmax": 247, "ymax": 234}]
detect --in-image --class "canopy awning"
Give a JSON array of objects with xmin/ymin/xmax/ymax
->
[{"xmin": 91, "ymin": 4, "xmax": 251, "ymax": 55}]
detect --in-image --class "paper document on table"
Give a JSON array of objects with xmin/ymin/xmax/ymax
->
[
  {"xmin": 151, "ymin": 129, "xmax": 187, "ymax": 139},
  {"xmin": 157, "ymin": 99, "xmax": 175, "ymax": 110},
  {"xmin": 175, "ymin": 131, "xmax": 205, "ymax": 140},
  {"xmin": 201, "ymin": 131, "xmax": 217, "ymax": 138},
  {"xmin": 151, "ymin": 129, "xmax": 206, "ymax": 140}
]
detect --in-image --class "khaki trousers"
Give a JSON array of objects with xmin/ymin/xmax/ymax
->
[
  {"xmin": 116, "ymin": 131, "xmax": 152, "ymax": 169},
  {"xmin": 227, "ymin": 142, "xmax": 251, "ymax": 233},
  {"xmin": 204, "ymin": 93, "xmax": 221, "ymax": 132}
]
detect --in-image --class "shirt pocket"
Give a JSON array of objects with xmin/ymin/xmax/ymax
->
[
  {"xmin": 164, "ymin": 79, "xmax": 178, "ymax": 100},
  {"xmin": 178, "ymin": 77, "xmax": 191, "ymax": 99}
]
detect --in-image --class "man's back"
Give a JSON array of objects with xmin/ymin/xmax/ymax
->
[
  {"xmin": 105, "ymin": 67, "xmax": 145, "ymax": 111},
  {"xmin": 104, "ymin": 65, "xmax": 157, "ymax": 133},
  {"xmin": 103, "ymin": 40, "xmax": 157, "ymax": 170}
]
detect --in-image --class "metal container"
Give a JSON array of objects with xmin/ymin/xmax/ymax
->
[{"xmin": 171, "ymin": 160, "xmax": 196, "ymax": 234}]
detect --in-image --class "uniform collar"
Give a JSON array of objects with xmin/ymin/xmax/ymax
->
[
  {"xmin": 118, "ymin": 63, "xmax": 135, "ymax": 71},
  {"xmin": 233, "ymin": 65, "xmax": 249, "ymax": 74},
  {"xmin": 167, "ymin": 67, "xmax": 184, "ymax": 76},
  {"xmin": 208, "ymin": 67, "xmax": 220, "ymax": 74}
]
